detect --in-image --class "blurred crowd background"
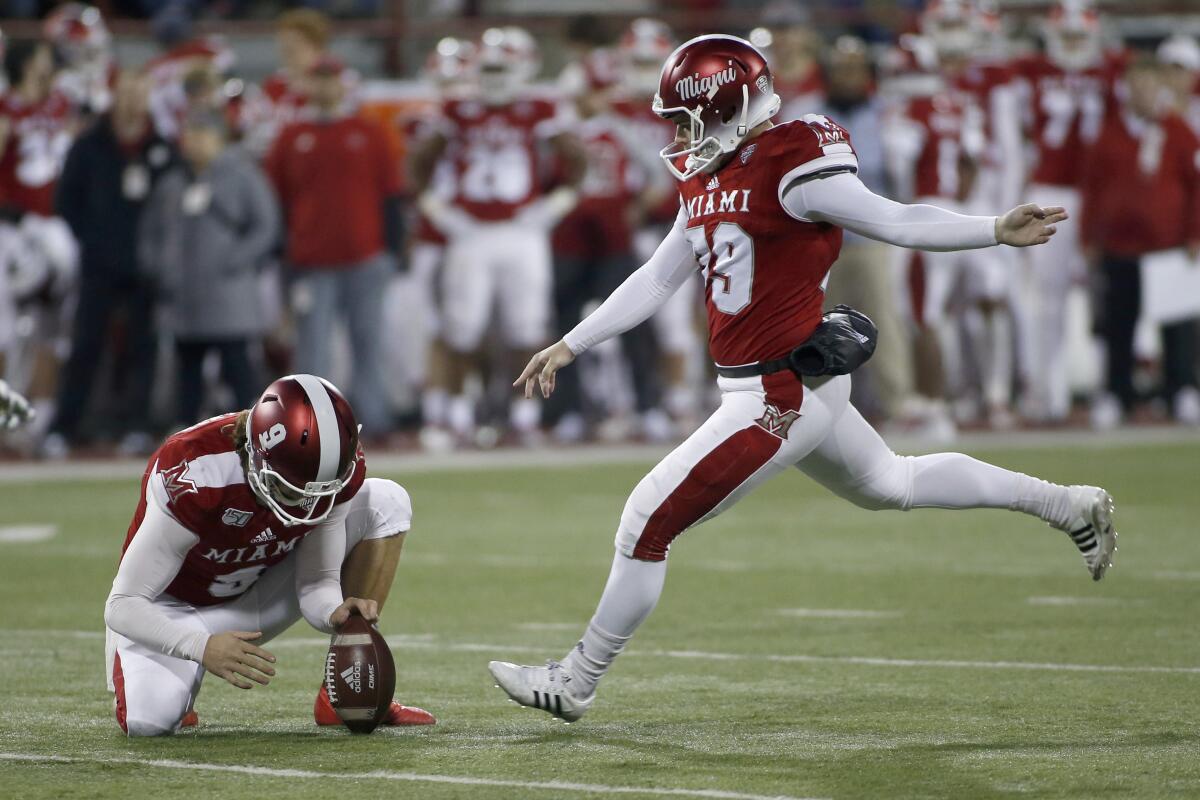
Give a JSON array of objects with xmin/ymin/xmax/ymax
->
[{"xmin": 0, "ymin": 0, "xmax": 1198, "ymax": 459}]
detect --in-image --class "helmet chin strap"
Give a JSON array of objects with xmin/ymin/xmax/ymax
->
[{"xmin": 737, "ymin": 83, "xmax": 749, "ymax": 138}]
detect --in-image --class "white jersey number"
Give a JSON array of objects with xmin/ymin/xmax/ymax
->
[
  {"xmin": 686, "ymin": 222, "xmax": 754, "ymax": 315},
  {"xmin": 1039, "ymin": 81, "xmax": 1104, "ymax": 149},
  {"xmin": 207, "ymin": 565, "xmax": 268, "ymax": 598},
  {"xmin": 460, "ymin": 144, "xmax": 532, "ymax": 203}
]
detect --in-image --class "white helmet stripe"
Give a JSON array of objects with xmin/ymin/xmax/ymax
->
[{"xmin": 293, "ymin": 373, "xmax": 341, "ymax": 483}]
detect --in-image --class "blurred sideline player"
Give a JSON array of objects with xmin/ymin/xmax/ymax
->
[
  {"xmin": 0, "ymin": 38, "xmax": 79, "ymax": 446},
  {"xmin": 410, "ymin": 27, "xmax": 585, "ymax": 445},
  {"xmin": 1157, "ymin": 35, "xmax": 1200, "ymax": 135},
  {"xmin": 1012, "ymin": 0, "xmax": 1124, "ymax": 423},
  {"xmin": 104, "ymin": 375, "xmax": 433, "ymax": 736},
  {"xmin": 614, "ymin": 19, "xmax": 701, "ymax": 430},
  {"xmin": 241, "ymin": 10, "xmax": 327, "ymax": 156},
  {"xmin": 491, "ymin": 34, "xmax": 1117, "ymax": 722},
  {"xmin": 411, "ymin": 37, "xmax": 474, "ymax": 450},
  {"xmin": 145, "ymin": 4, "xmax": 236, "ymax": 142},
  {"xmin": 0, "ymin": 379, "xmax": 33, "ymax": 429},
  {"xmin": 549, "ymin": 48, "xmax": 671, "ymax": 443},
  {"xmin": 44, "ymin": 2, "xmax": 115, "ymax": 117}
]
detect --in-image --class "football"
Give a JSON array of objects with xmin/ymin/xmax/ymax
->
[{"xmin": 323, "ymin": 615, "xmax": 396, "ymax": 734}]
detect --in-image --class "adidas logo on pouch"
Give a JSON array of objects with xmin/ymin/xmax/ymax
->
[{"xmin": 249, "ymin": 529, "xmax": 276, "ymax": 544}]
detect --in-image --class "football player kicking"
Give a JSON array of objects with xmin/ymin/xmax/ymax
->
[
  {"xmin": 104, "ymin": 374, "xmax": 434, "ymax": 736},
  {"xmin": 489, "ymin": 35, "xmax": 1118, "ymax": 722}
]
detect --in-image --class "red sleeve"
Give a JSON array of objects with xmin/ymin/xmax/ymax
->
[
  {"xmin": 1179, "ymin": 121, "xmax": 1200, "ymax": 246},
  {"xmin": 1078, "ymin": 120, "xmax": 1109, "ymax": 249},
  {"xmin": 774, "ymin": 116, "xmax": 858, "ymax": 194},
  {"xmin": 371, "ymin": 121, "xmax": 402, "ymax": 197}
]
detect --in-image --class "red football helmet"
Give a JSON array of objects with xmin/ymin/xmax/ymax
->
[
  {"xmin": 619, "ymin": 18, "xmax": 674, "ymax": 96},
  {"xmin": 43, "ymin": 2, "xmax": 110, "ymax": 71},
  {"xmin": 423, "ymin": 37, "xmax": 477, "ymax": 90},
  {"xmin": 475, "ymin": 26, "xmax": 539, "ymax": 104},
  {"xmin": 244, "ymin": 375, "xmax": 359, "ymax": 527},
  {"xmin": 652, "ymin": 34, "xmax": 781, "ymax": 181},
  {"xmin": 919, "ymin": 0, "xmax": 979, "ymax": 61}
]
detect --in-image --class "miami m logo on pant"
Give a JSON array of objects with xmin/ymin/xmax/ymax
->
[{"xmin": 755, "ymin": 404, "xmax": 800, "ymax": 439}]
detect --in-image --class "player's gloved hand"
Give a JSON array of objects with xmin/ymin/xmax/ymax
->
[
  {"xmin": 995, "ymin": 204, "xmax": 1069, "ymax": 247},
  {"xmin": 514, "ymin": 187, "xmax": 579, "ymax": 231},
  {"xmin": 417, "ymin": 192, "xmax": 476, "ymax": 240},
  {"xmin": 0, "ymin": 380, "xmax": 34, "ymax": 430},
  {"xmin": 514, "ymin": 340, "xmax": 576, "ymax": 399},
  {"xmin": 330, "ymin": 597, "xmax": 379, "ymax": 628},
  {"xmin": 201, "ymin": 631, "xmax": 276, "ymax": 690}
]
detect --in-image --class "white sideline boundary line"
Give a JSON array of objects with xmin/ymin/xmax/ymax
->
[
  {"xmin": 0, "ymin": 753, "xmax": 824, "ymax": 800},
  {"xmin": 11, "ymin": 629, "xmax": 1189, "ymax": 676},
  {"xmin": 1, "ymin": 425, "xmax": 1197, "ymax": 483},
  {"xmin": 4, "ymin": 628, "xmax": 1197, "ymax": 675}
]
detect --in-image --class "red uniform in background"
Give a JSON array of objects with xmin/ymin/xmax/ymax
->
[
  {"xmin": 1013, "ymin": 51, "xmax": 1124, "ymax": 187},
  {"xmin": 1081, "ymin": 110, "xmax": 1200, "ymax": 257},
  {"xmin": 0, "ymin": 91, "xmax": 75, "ymax": 216},
  {"xmin": 436, "ymin": 96, "xmax": 562, "ymax": 222},
  {"xmin": 553, "ymin": 116, "xmax": 640, "ymax": 259},
  {"xmin": 265, "ymin": 115, "xmax": 400, "ymax": 267},
  {"xmin": 121, "ymin": 413, "xmax": 366, "ymax": 607}
]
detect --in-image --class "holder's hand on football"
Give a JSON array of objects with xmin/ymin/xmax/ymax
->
[
  {"xmin": 515, "ymin": 340, "xmax": 576, "ymax": 399},
  {"xmin": 996, "ymin": 204, "xmax": 1069, "ymax": 247},
  {"xmin": 330, "ymin": 597, "xmax": 379, "ymax": 628},
  {"xmin": 201, "ymin": 631, "xmax": 276, "ymax": 690}
]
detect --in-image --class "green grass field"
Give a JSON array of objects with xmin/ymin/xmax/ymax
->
[{"xmin": 2, "ymin": 438, "xmax": 1199, "ymax": 799}]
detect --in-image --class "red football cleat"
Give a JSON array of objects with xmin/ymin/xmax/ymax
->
[
  {"xmin": 180, "ymin": 710, "xmax": 199, "ymax": 728},
  {"xmin": 383, "ymin": 702, "xmax": 436, "ymax": 726},
  {"xmin": 314, "ymin": 684, "xmax": 436, "ymax": 726}
]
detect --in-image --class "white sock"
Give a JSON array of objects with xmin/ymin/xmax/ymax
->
[
  {"xmin": 509, "ymin": 397, "xmax": 541, "ymax": 433},
  {"xmin": 422, "ymin": 388, "xmax": 447, "ymax": 427},
  {"xmin": 446, "ymin": 395, "xmax": 474, "ymax": 436},
  {"xmin": 908, "ymin": 453, "xmax": 1072, "ymax": 528},
  {"xmin": 563, "ymin": 552, "xmax": 666, "ymax": 698}
]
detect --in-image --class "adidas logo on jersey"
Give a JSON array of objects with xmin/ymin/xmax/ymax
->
[
  {"xmin": 706, "ymin": 175, "xmax": 720, "ymax": 191},
  {"xmin": 249, "ymin": 529, "xmax": 276, "ymax": 544}
]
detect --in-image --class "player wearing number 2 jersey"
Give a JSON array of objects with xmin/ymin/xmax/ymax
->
[
  {"xmin": 105, "ymin": 375, "xmax": 433, "ymax": 735},
  {"xmin": 489, "ymin": 34, "xmax": 1120, "ymax": 723}
]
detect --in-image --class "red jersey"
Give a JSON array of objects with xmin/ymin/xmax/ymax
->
[
  {"xmin": 403, "ymin": 110, "xmax": 453, "ymax": 246},
  {"xmin": 1081, "ymin": 110, "xmax": 1200, "ymax": 257},
  {"xmin": 611, "ymin": 95, "xmax": 677, "ymax": 225},
  {"xmin": 553, "ymin": 115, "xmax": 641, "ymax": 258},
  {"xmin": 0, "ymin": 91, "xmax": 74, "ymax": 216},
  {"xmin": 121, "ymin": 414, "xmax": 366, "ymax": 607},
  {"xmin": 266, "ymin": 114, "xmax": 401, "ymax": 267},
  {"xmin": 893, "ymin": 91, "xmax": 980, "ymax": 200},
  {"xmin": 678, "ymin": 117, "xmax": 854, "ymax": 367},
  {"xmin": 438, "ymin": 96, "xmax": 565, "ymax": 222},
  {"xmin": 1014, "ymin": 52, "xmax": 1124, "ymax": 187}
]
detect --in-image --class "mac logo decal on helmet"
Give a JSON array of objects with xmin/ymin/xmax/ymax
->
[
  {"xmin": 652, "ymin": 34, "xmax": 781, "ymax": 181},
  {"xmin": 244, "ymin": 374, "xmax": 359, "ymax": 527}
]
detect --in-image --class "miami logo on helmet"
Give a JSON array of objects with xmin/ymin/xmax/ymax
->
[{"xmin": 675, "ymin": 61, "xmax": 737, "ymax": 101}]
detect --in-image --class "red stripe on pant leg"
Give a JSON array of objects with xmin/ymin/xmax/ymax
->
[
  {"xmin": 632, "ymin": 425, "xmax": 783, "ymax": 561},
  {"xmin": 113, "ymin": 652, "xmax": 128, "ymax": 734}
]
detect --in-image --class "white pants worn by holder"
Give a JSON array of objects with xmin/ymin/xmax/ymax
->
[
  {"xmin": 440, "ymin": 222, "xmax": 551, "ymax": 353},
  {"xmin": 105, "ymin": 480, "xmax": 405, "ymax": 737}
]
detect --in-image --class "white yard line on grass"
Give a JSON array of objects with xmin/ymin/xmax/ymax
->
[
  {"xmin": 0, "ymin": 525, "xmax": 56, "ymax": 543},
  {"xmin": 774, "ymin": 608, "xmax": 902, "ymax": 619},
  {"xmin": 1026, "ymin": 596, "xmax": 1128, "ymax": 606},
  {"xmin": 0, "ymin": 753, "xmax": 824, "ymax": 800},
  {"xmin": 8, "ymin": 629, "xmax": 1199, "ymax": 675},
  {"xmin": 2, "ymin": 425, "xmax": 1197, "ymax": 483}
]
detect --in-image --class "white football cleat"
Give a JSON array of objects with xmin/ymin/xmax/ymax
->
[
  {"xmin": 488, "ymin": 659, "xmax": 593, "ymax": 723},
  {"xmin": 1055, "ymin": 486, "xmax": 1118, "ymax": 581}
]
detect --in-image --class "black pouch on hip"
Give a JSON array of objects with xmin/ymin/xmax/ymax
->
[{"xmin": 789, "ymin": 304, "xmax": 879, "ymax": 377}]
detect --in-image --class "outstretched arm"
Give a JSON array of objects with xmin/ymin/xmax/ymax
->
[
  {"xmin": 514, "ymin": 217, "xmax": 696, "ymax": 399},
  {"xmin": 783, "ymin": 171, "xmax": 1066, "ymax": 251}
]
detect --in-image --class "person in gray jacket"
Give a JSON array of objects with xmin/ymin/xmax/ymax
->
[{"xmin": 140, "ymin": 110, "xmax": 280, "ymax": 425}]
